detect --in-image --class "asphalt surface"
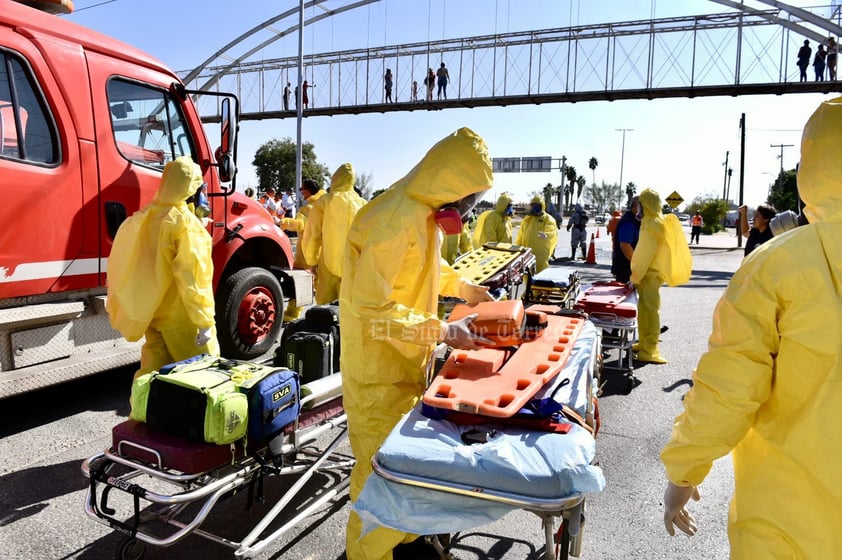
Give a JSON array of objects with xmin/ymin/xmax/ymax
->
[{"xmin": 0, "ymin": 226, "xmax": 747, "ymax": 560}]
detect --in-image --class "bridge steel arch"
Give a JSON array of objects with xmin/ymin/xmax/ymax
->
[{"xmin": 186, "ymin": 2, "xmax": 842, "ymax": 121}]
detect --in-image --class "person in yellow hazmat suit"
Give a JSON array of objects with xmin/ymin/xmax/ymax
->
[
  {"xmin": 472, "ymin": 192, "xmax": 513, "ymax": 247},
  {"xmin": 280, "ymin": 178, "xmax": 324, "ymax": 320},
  {"xmin": 660, "ymin": 97, "xmax": 842, "ymax": 559},
  {"xmin": 440, "ymin": 216, "xmax": 473, "ymax": 264},
  {"xmin": 341, "ymin": 127, "xmax": 496, "ymax": 560},
  {"xmin": 303, "ymin": 163, "xmax": 367, "ymax": 305},
  {"xmin": 629, "ymin": 188, "xmax": 691, "ymax": 364},
  {"xmin": 106, "ymin": 156, "xmax": 219, "ymax": 378},
  {"xmin": 516, "ymin": 195, "xmax": 558, "ymax": 272}
]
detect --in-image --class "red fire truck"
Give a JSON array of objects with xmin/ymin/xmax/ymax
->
[{"xmin": 0, "ymin": 0, "xmax": 312, "ymax": 397}]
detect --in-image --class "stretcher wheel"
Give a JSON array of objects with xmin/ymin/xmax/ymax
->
[{"xmin": 116, "ymin": 537, "xmax": 145, "ymax": 560}]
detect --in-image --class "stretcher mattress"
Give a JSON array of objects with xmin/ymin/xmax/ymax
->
[
  {"xmin": 112, "ymin": 420, "xmax": 247, "ymax": 474},
  {"xmin": 354, "ymin": 321, "xmax": 604, "ymax": 536},
  {"xmin": 530, "ymin": 266, "xmax": 578, "ymax": 289}
]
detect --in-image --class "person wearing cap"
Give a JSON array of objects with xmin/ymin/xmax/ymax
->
[
  {"xmin": 660, "ymin": 97, "xmax": 840, "ymax": 559},
  {"xmin": 738, "ymin": 203, "xmax": 776, "ymax": 256}
]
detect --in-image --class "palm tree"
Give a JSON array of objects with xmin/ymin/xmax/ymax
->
[
  {"xmin": 576, "ymin": 175, "xmax": 586, "ymax": 200},
  {"xmin": 565, "ymin": 165, "xmax": 577, "ymax": 211},
  {"xmin": 588, "ymin": 157, "xmax": 598, "ymax": 186}
]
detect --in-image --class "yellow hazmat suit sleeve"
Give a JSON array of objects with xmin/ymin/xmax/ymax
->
[
  {"xmin": 340, "ymin": 127, "xmax": 492, "ymax": 560},
  {"xmin": 107, "ymin": 156, "xmax": 215, "ymax": 340},
  {"xmin": 662, "ymin": 97, "xmax": 842, "ymax": 559}
]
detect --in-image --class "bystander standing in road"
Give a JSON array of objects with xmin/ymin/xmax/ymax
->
[
  {"xmin": 689, "ymin": 211, "xmax": 703, "ymax": 244},
  {"xmin": 738, "ymin": 203, "xmax": 776, "ymax": 257}
]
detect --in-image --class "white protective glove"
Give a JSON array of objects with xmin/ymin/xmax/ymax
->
[
  {"xmin": 459, "ymin": 282, "xmax": 494, "ymax": 303},
  {"xmin": 663, "ymin": 482, "xmax": 700, "ymax": 537},
  {"xmin": 443, "ymin": 313, "xmax": 493, "ymax": 350},
  {"xmin": 195, "ymin": 327, "xmax": 213, "ymax": 347}
]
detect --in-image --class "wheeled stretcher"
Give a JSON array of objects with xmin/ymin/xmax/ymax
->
[
  {"xmin": 524, "ymin": 266, "xmax": 581, "ymax": 308},
  {"xmin": 81, "ymin": 373, "xmax": 352, "ymax": 559},
  {"xmin": 354, "ymin": 310, "xmax": 605, "ymax": 560},
  {"xmin": 574, "ymin": 281, "xmax": 638, "ymax": 373},
  {"xmin": 451, "ymin": 242, "xmax": 536, "ymax": 299}
]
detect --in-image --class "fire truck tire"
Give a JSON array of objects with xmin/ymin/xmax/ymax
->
[{"xmin": 216, "ymin": 267, "xmax": 284, "ymax": 359}]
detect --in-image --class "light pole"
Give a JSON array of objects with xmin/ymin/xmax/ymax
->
[{"xmin": 616, "ymin": 128, "xmax": 633, "ymax": 193}]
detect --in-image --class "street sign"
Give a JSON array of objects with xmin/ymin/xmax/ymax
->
[
  {"xmin": 492, "ymin": 157, "xmax": 521, "ymax": 173},
  {"xmin": 665, "ymin": 191, "xmax": 684, "ymax": 209},
  {"xmin": 521, "ymin": 156, "xmax": 553, "ymax": 172}
]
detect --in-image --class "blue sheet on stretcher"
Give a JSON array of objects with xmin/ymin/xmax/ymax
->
[{"xmin": 354, "ymin": 320, "xmax": 606, "ymax": 536}]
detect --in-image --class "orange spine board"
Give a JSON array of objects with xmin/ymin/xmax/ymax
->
[{"xmin": 424, "ymin": 314, "xmax": 584, "ymax": 418}]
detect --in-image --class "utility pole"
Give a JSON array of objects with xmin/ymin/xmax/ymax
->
[
  {"xmin": 558, "ymin": 155, "xmax": 567, "ymax": 217},
  {"xmin": 721, "ymin": 150, "xmax": 730, "ymax": 201},
  {"xmin": 616, "ymin": 128, "xmax": 633, "ymax": 193},
  {"xmin": 738, "ymin": 113, "xmax": 745, "ymax": 248},
  {"xmin": 770, "ymin": 143, "xmax": 794, "ymax": 175}
]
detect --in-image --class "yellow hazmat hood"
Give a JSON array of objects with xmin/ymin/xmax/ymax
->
[
  {"xmin": 495, "ymin": 193, "xmax": 514, "ymax": 213},
  {"xmin": 153, "ymin": 156, "xmax": 203, "ymax": 206},
  {"xmin": 330, "ymin": 163, "xmax": 356, "ymax": 193},
  {"xmin": 397, "ymin": 127, "xmax": 493, "ymax": 208},
  {"xmin": 797, "ymin": 96, "xmax": 842, "ymax": 224}
]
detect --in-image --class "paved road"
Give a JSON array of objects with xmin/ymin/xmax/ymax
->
[{"xmin": 0, "ymin": 231, "xmax": 746, "ymax": 560}]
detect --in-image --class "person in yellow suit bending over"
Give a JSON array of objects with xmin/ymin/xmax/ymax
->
[
  {"xmin": 661, "ymin": 96, "xmax": 842, "ymax": 559},
  {"xmin": 341, "ymin": 127, "xmax": 495, "ymax": 560},
  {"xmin": 629, "ymin": 188, "xmax": 691, "ymax": 364},
  {"xmin": 516, "ymin": 195, "xmax": 558, "ymax": 272},
  {"xmin": 303, "ymin": 163, "xmax": 366, "ymax": 304},
  {"xmin": 106, "ymin": 156, "xmax": 219, "ymax": 378},
  {"xmin": 472, "ymin": 192, "xmax": 513, "ymax": 247}
]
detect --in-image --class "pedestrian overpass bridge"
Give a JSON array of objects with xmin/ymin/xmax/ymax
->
[{"xmin": 185, "ymin": 1, "xmax": 842, "ymax": 121}]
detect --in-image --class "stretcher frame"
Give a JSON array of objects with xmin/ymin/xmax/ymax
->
[
  {"xmin": 373, "ymin": 327, "xmax": 601, "ymax": 560},
  {"xmin": 523, "ymin": 268, "xmax": 581, "ymax": 309},
  {"xmin": 588, "ymin": 312, "xmax": 637, "ymax": 374},
  {"xmin": 80, "ymin": 388, "xmax": 353, "ymax": 559}
]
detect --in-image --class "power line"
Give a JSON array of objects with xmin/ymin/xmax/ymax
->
[{"xmin": 70, "ymin": 0, "xmax": 120, "ymax": 13}]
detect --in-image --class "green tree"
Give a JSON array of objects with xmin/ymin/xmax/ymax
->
[
  {"xmin": 583, "ymin": 181, "xmax": 622, "ymax": 214},
  {"xmin": 251, "ymin": 137, "xmax": 328, "ymax": 193},
  {"xmin": 687, "ymin": 195, "xmax": 728, "ymax": 234},
  {"xmin": 588, "ymin": 156, "xmax": 598, "ymax": 186},
  {"xmin": 767, "ymin": 169, "xmax": 799, "ymax": 213},
  {"xmin": 355, "ymin": 170, "xmax": 375, "ymax": 200}
]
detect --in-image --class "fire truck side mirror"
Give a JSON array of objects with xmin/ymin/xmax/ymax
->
[{"xmin": 217, "ymin": 98, "xmax": 237, "ymax": 183}]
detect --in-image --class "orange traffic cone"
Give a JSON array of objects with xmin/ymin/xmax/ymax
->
[
  {"xmin": 596, "ymin": 227, "xmax": 600, "ymax": 238},
  {"xmin": 586, "ymin": 233, "xmax": 597, "ymax": 264}
]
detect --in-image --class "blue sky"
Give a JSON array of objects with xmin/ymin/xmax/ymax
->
[{"xmin": 66, "ymin": 0, "xmax": 837, "ymax": 209}]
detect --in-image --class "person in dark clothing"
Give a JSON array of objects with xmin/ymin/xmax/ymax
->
[
  {"xmin": 814, "ymin": 44, "xmax": 827, "ymax": 81},
  {"xmin": 797, "ymin": 40, "xmax": 812, "ymax": 82},
  {"xmin": 611, "ymin": 196, "xmax": 641, "ymax": 283},
  {"xmin": 739, "ymin": 203, "xmax": 776, "ymax": 256}
]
